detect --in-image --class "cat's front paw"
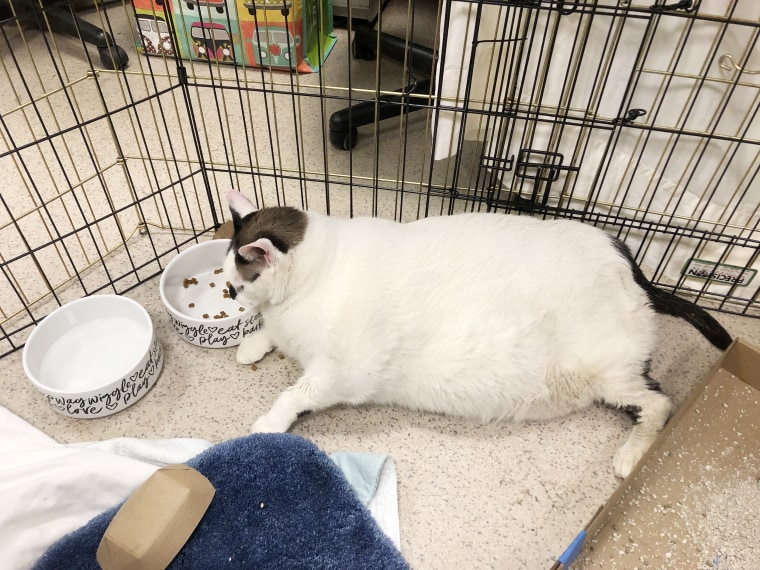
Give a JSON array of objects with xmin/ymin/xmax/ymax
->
[
  {"xmin": 236, "ymin": 335, "xmax": 274, "ymax": 365},
  {"xmin": 613, "ymin": 442, "xmax": 645, "ymax": 479},
  {"xmin": 251, "ymin": 414, "xmax": 290, "ymax": 434}
]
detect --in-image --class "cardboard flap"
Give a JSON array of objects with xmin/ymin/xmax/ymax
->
[
  {"xmin": 568, "ymin": 338, "xmax": 760, "ymax": 569},
  {"xmin": 720, "ymin": 338, "xmax": 760, "ymax": 389},
  {"xmin": 97, "ymin": 464, "xmax": 215, "ymax": 570},
  {"xmin": 213, "ymin": 221, "xmax": 234, "ymax": 241}
]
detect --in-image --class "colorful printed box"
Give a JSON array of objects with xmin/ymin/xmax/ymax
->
[
  {"xmin": 132, "ymin": 0, "xmax": 336, "ymax": 72},
  {"xmin": 173, "ymin": 0, "xmax": 244, "ymax": 65},
  {"xmin": 133, "ymin": 0, "xmax": 187, "ymax": 59},
  {"xmin": 237, "ymin": 0, "xmax": 335, "ymax": 72}
]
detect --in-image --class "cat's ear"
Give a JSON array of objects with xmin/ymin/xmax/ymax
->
[
  {"xmin": 238, "ymin": 238, "xmax": 278, "ymax": 265},
  {"xmin": 226, "ymin": 190, "xmax": 256, "ymax": 231}
]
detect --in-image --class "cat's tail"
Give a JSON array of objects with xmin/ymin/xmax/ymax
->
[{"xmin": 611, "ymin": 238, "xmax": 733, "ymax": 351}]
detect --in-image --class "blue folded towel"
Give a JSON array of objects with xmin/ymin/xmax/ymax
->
[{"xmin": 34, "ymin": 434, "xmax": 409, "ymax": 569}]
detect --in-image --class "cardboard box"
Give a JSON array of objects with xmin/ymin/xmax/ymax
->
[
  {"xmin": 97, "ymin": 465, "xmax": 215, "ymax": 570},
  {"xmin": 213, "ymin": 220, "xmax": 234, "ymax": 239},
  {"xmin": 553, "ymin": 338, "xmax": 760, "ymax": 569}
]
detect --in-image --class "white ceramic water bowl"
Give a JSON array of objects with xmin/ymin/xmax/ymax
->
[
  {"xmin": 159, "ymin": 239, "xmax": 263, "ymax": 348},
  {"xmin": 22, "ymin": 295, "xmax": 163, "ymax": 419}
]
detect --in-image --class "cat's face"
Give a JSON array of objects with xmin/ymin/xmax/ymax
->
[
  {"xmin": 223, "ymin": 191, "xmax": 307, "ymax": 309},
  {"xmin": 222, "ymin": 240, "xmax": 268, "ymax": 309}
]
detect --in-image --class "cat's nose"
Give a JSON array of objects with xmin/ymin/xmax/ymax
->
[{"xmin": 229, "ymin": 284, "xmax": 237, "ymax": 300}]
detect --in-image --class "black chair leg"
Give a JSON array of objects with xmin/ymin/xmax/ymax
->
[
  {"xmin": 329, "ymin": 78, "xmax": 432, "ymax": 150},
  {"xmin": 329, "ymin": 23, "xmax": 435, "ymax": 150},
  {"xmin": 14, "ymin": 0, "xmax": 129, "ymax": 69}
]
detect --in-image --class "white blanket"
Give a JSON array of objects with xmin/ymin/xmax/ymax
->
[{"xmin": 0, "ymin": 406, "xmax": 211, "ymax": 569}]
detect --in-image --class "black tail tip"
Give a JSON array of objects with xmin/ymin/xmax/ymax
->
[
  {"xmin": 691, "ymin": 309, "xmax": 733, "ymax": 351},
  {"xmin": 708, "ymin": 328, "xmax": 733, "ymax": 352}
]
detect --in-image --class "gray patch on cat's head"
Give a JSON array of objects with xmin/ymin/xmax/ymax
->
[
  {"xmin": 232, "ymin": 206, "xmax": 307, "ymax": 253},
  {"xmin": 230, "ymin": 206, "xmax": 308, "ymax": 280}
]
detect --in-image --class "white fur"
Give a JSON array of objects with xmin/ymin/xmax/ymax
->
[{"xmin": 224, "ymin": 192, "xmax": 674, "ymax": 478}]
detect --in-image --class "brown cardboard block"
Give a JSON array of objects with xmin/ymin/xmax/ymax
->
[
  {"xmin": 213, "ymin": 221, "xmax": 234, "ymax": 241},
  {"xmin": 553, "ymin": 338, "xmax": 760, "ymax": 569},
  {"xmin": 96, "ymin": 465, "xmax": 215, "ymax": 570}
]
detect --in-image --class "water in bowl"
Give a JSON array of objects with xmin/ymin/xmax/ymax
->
[{"xmin": 38, "ymin": 317, "xmax": 148, "ymax": 392}]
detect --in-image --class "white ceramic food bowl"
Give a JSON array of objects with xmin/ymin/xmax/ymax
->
[
  {"xmin": 159, "ymin": 239, "xmax": 263, "ymax": 348},
  {"xmin": 22, "ymin": 295, "xmax": 163, "ymax": 418}
]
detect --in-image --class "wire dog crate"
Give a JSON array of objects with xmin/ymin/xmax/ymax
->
[{"xmin": 1, "ymin": 0, "xmax": 758, "ymax": 357}]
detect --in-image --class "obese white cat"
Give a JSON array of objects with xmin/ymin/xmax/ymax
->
[{"xmin": 222, "ymin": 190, "xmax": 731, "ymax": 478}]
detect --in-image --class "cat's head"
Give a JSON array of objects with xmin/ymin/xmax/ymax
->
[{"xmin": 223, "ymin": 190, "xmax": 307, "ymax": 308}]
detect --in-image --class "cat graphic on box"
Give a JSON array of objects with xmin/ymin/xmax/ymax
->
[{"xmin": 222, "ymin": 190, "xmax": 731, "ymax": 478}]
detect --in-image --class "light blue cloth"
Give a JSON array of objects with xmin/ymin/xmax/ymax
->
[
  {"xmin": 330, "ymin": 451, "xmax": 388, "ymax": 506},
  {"xmin": 330, "ymin": 451, "xmax": 401, "ymax": 549}
]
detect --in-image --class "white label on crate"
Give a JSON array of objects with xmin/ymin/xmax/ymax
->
[{"xmin": 682, "ymin": 258, "xmax": 757, "ymax": 287}]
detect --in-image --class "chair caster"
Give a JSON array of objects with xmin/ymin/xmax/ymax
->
[
  {"xmin": 351, "ymin": 38, "xmax": 375, "ymax": 60},
  {"xmin": 98, "ymin": 44, "xmax": 129, "ymax": 70},
  {"xmin": 329, "ymin": 127, "xmax": 358, "ymax": 150}
]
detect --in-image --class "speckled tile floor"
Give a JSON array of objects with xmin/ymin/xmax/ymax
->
[
  {"xmin": 4, "ymin": 274, "xmax": 760, "ymax": 569},
  {"xmin": 2, "ymin": 2, "xmax": 760, "ymax": 569}
]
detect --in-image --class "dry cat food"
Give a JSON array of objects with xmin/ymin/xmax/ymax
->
[{"xmin": 182, "ymin": 270, "xmax": 246, "ymax": 321}]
